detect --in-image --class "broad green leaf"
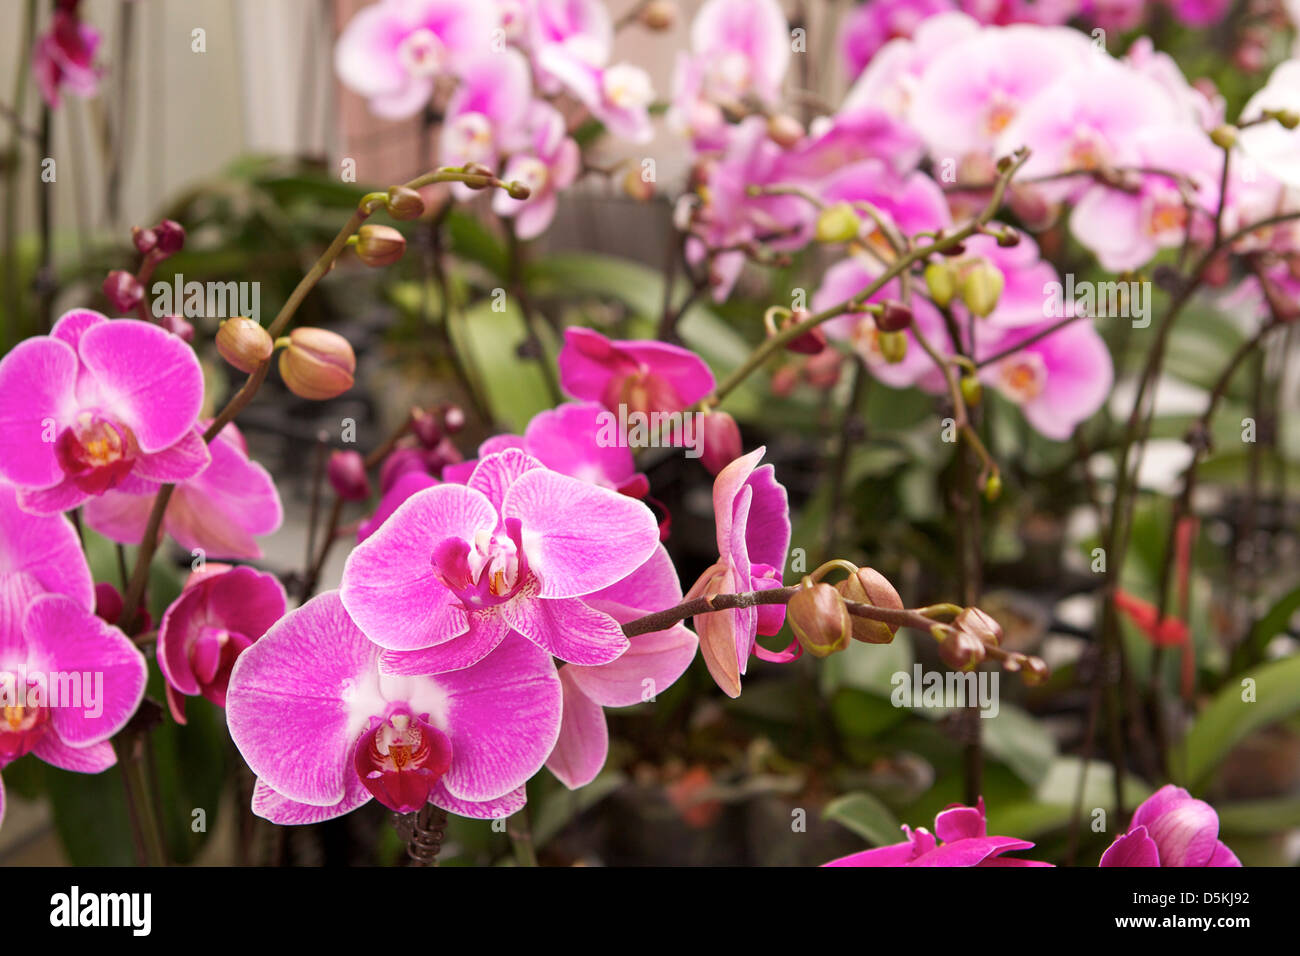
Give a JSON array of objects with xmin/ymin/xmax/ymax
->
[
  {"xmin": 823, "ymin": 791, "xmax": 902, "ymax": 846},
  {"xmin": 981, "ymin": 703, "xmax": 1057, "ymax": 786},
  {"xmin": 453, "ymin": 298, "xmax": 554, "ymax": 432},
  {"xmin": 1216, "ymin": 797, "xmax": 1300, "ymax": 834},
  {"xmin": 820, "ymin": 633, "xmax": 913, "ymax": 698},
  {"xmin": 1174, "ymin": 654, "xmax": 1300, "ymax": 788},
  {"xmin": 531, "ymin": 771, "xmax": 627, "ymax": 848}
]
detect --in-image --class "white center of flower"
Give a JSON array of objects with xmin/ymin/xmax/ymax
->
[
  {"xmin": 398, "ymin": 28, "xmax": 446, "ymax": 78},
  {"xmin": 706, "ymin": 51, "xmax": 751, "ymax": 100},
  {"xmin": 466, "ymin": 529, "xmax": 521, "ymax": 597},
  {"xmin": 603, "ymin": 64, "xmax": 654, "ymax": 110},
  {"xmin": 995, "ymin": 352, "xmax": 1048, "ymax": 403},
  {"xmin": 447, "ymin": 112, "xmax": 495, "ymax": 163}
]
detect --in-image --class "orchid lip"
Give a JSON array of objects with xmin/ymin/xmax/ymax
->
[
  {"xmin": 0, "ymin": 697, "xmax": 49, "ymax": 767},
  {"xmin": 54, "ymin": 411, "xmax": 139, "ymax": 494},
  {"xmin": 354, "ymin": 707, "xmax": 452, "ymax": 814},
  {"xmin": 430, "ymin": 517, "xmax": 530, "ymax": 608}
]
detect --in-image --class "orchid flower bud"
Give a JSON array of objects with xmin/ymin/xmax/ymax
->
[
  {"xmin": 159, "ymin": 314, "xmax": 195, "ymax": 342},
  {"xmin": 960, "ymin": 374, "xmax": 983, "ymax": 408},
  {"xmin": 355, "ymin": 224, "xmax": 406, "ymax": 267},
  {"xmin": 960, "ymin": 261, "xmax": 1004, "ymax": 318},
  {"xmin": 410, "ymin": 407, "xmax": 443, "ymax": 448},
  {"xmin": 924, "ymin": 261, "xmax": 958, "ymax": 308},
  {"xmin": 877, "ymin": 300, "xmax": 913, "ymax": 333},
  {"xmin": 767, "ymin": 113, "xmax": 804, "ymax": 148},
  {"xmin": 700, "ymin": 411, "xmax": 742, "ymax": 475},
  {"xmin": 836, "ymin": 567, "xmax": 903, "ymax": 644},
  {"xmin": 132, "ymin": 226, "xmax": 158, "ymax": 255},
  {"xmin": 935, "ymin": 625, "xmax": 986, "ymax": 671},
  {"xmin": 877, "ymin": 329, "xmax": 908, "ymax": 364},
  {"xmin": 328, "ymin": 450, "xmax": 371, "ymax": 501},
  {"xmin": 385, "ymin": 185, "xmax": 426, "ymax": 220},
  {"xmin": 639, "ymin": 0, "xmax": 677, "ymax": 30},
  {"xmin": 216, "ymin": 317, "xmax": 273, "ymax": 373},
  {"xmin": 154, "ymin": 219, "xmax": 186, "ymax": 255},
  {"xmin": 789, "ymin": 582, "xmax": 852, "ymax": 658},
  {"xmin": 278, "ymin": 327, "xmax": 356, "ymax": 400},
  {"xmin": 954, "ymin": 607, "xmax": 1003, "ymax": 647},
  {"xmin": 815, "ymin": 202, "xmax": 861, "ymax": 244},
  {"xmin": 103, "ymin": 270, "xmax": 144, "ymax": 314}
]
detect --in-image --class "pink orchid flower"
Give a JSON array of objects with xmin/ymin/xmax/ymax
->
[
  {"xmin": 558, "ymin": 327, "xmax": 716, "ymax": 416},
  {"xmin": 33, "ymin": 3, "xmax": 102, "ymax": 110},
  {"xmin": 825, "ymin": 798, "xmax": 1052, "ymax": 866},
  {"xmin": 0, "ymin": 484, "xmax": 147, "ymax": 830},
  {"xmin": 548, "ymin": 545, "xmax": 698, "ymax": 788},
  {"xmin": 1100, "ymin": 785, "xmax": 1241, "ymax": 867},
  {"xmin": 842, "ymin": 11, "xmax": 979, "ymax": 120},
  {"xmin": 439, "ymin": 49, "xmax": 533, "ymax": 199},
  {"xmin": 527, "ymin": 0, "xmax": 613, "ymax": 92},
  {"xmin": 341, "ymin": 449, "xmax": 660, "ymax": 674},
  {"xmin": 687, "ymin": 447, "xmax": 793, "ymax": 698},
  {"xmin": 959, "ymin": 0, "xmax": 1078, "ymax": 25},
  {"xmin": 227, "ymin": 590, "xmax": 559, "ymax": 822},
  {"xmin": 492, "ymin": 101, "xmax": 581, "ymax": 240},
  {"xmin": 841, "ymin": 0, "xmax": 956, "ymax": 81},
  {"xmin": 975, "ymin": 317, "xmax": 1113, "ymax": 442},
  {"xmin": 157, "ymin": 564, "xmax": 287, "ymax": 724},
  {"xmin": 1238, "ymin": 60, "xmax": 1300, "ymax": 190},
  {"xmin": 1069, "ymin": 125, "xmax": 1221, "ymax": 271},
  {"xmin": 334, "ymin": 0, "xmax": 495, "ymax": 119},
  {"xmin": 0, "ymin": 309, "xmax": 208, "ymax": 515},
  {"xmin": 454, "ymin": 402, "xmax": 650, "ymax": 498},
  {"xmin": 537, "ymin": 55, "xmax": 656, "ymax": 144},
  {"xmin": 1165, "ymin": 0, "xmax": 1232, "ymax": 26},
  {"xmin": 687, "ymin": 0, "xmax": 790, "ymax": 106},
  {"xmin": 83, "ymin": 422, "xmax": 282, "ymax": 561},
  {"xmin": 908, "ymin": 24, "xmax": 1091, "ymax": 167}
]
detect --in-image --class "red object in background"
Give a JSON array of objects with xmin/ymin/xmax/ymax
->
[
  {"xmin": 666, "ymin": 765, "xmax": 724, "ymax": 828},
  {"xmin": 1113, "ymin": 589, "xmax": 1189, "ymax": 647}
]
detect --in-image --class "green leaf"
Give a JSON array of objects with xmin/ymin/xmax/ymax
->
[
  {"xmin": 823, "ymin": 792, "xmax": 902, "ymax": 846},
  {"xmin": 820, "ymin": 634, "xmax": 913, "ymax": 698},
  {"xmin": 981, "ymin": 703, "xmax": 1057, "ymax": 786},
  {"xmin": 1232, "ymin": 584, "xmax": 1300, "ymax": 670},
  {"xmin": 1216, "ymin": 797, "xmax": 1300, "ymax": 834},
  {"xmin": 1174, "ymin": 654, "xmax": 1300, "ymax": 788},
  {"xmin": 531, "ymin": 771, "xmax": 626, "ymax": 848},
  {"xmin": 453, "ymin": 298, "xmax": 554, "ymax": 432}
]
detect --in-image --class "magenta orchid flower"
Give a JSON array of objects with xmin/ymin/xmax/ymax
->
[
  {"xmin": 841, "ymin": 0, "xmax": 955, "ymax": 81},
  {"xmin": 439, "ymin": 49, "xmax": 533, "ymax": 199},
  {"xmin": 538, "ymin": 56, "xmax": 656, "ymax": 144},
  {"xmin": 842, "ymin": 11, "xmax": 978, "ymax": 120},
  {"xmin": 227, "ymin": 590, "xmax": 559, "ymax": 822},
  {"xmin": 1100, "ymin": 785, "xmax": 1241, "ymax": 867},
  {"xmin": 0, "ymin": 309, "xmax": 208, "ymax": 515},
  {"xmin": 157, "ymin": 564, "xmax": 287, "ymax": 724},
  {"xmin": 825, "ymin": 798, "xmax": 1052, "ymax": 866},
  {"xmin": 686, "ymin": 447, "xmax": 792, "ymax": 698},
  {"xmin": 84, "ymin": 422, "xmax": 282, "ymax": 561},
  {"xmin": 976, "ymin": 317, "xmax": 1113, "ymax": 442},
  {"xmin": 1165, "ymin": 0, "xmax": 1232, "ymax": 26},
  {"xmin": 33, "ymin": 3, "xmax": 102, "ymax": 110},
  {"xmin": 492, "ymin": 101, "xmax": 581, "ymax": 240},
  {"xmin": 959, "ymin": 0, "xmax": 1078, "ymax": 25},
  {"xmin": 548, "ymin": 545, "xmax": 698, "ymax": 788},
  {"xmin": 0, "ymin": 485, "xmax": 147, "ymax": 830},
  {"xmin": 333, "ymin": 0, "xmax": 495, "ymax": 119},
  {"xmin": 688, "ymin": 0, "xmax": 790, "ymax": 105},
  {"xmin": 558, "ymin": 327, "xmax": 716, "ymax": 416},
  {"xmin": 341, "ymin": 449, "xmax": 660, "ymax": 674}
]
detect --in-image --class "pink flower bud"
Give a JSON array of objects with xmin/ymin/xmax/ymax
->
[
  {"xmin": 385, "ymin": 185, "xmax": 426, "ymax": 220},
  {"xmin": 700, "ymin": 411, "xmax": 741, "ymax": 475},
  {"xmin": 154, "ymin": 219, "xmax": 185, "ymax": 255},
  {"xmin": 442, "ymin": 404, "xmax": 465, "ymax": 433},
  {"xmin": 836, "ymin": 567, "xmax": 903, "ymax": 644},
  {"xmin": 102, "ymin": 270, "xmax": 144, "ymax": 313},
  {"xmin": 328, "ymin": 450, "xmax": 371, "ymax": 501},
  {"xmin": 159, "ymin": 314, "xmax": 195, "ymax": 342},
  {"xmin": 132, "ymin": 226, "xmax": 158, "ymax": 255},
  {"xmin": 354, "ymin": 224, "xmax": 406, "ymax": 267},
  {"xmin": 278, "ymin": 327, "xmax": 356, "ymax": 400},
  {"xmin": 789, "ymin": 582, "xmax": 852, "ymax": 658},
  {"xmin": 410, "ymin": 407, "xmax": 443, "ymax": 448}
]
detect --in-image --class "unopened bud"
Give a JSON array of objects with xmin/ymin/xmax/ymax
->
[
  {"xmin": 960, "ymin": 261, "xmax": 1004, "ymax": 318},
  {"xmin": 410, "ymin": 407, "xmax": 443, "ymax": 448},
  {"xmin": 700, "ymin": 411, "xmax": 742, "ymax": 475},
  {"xmin": 506, "ymin": 180, "xmax": 532, "ymax": 200},
  {"xmin": 442, "ymin": 404, "xmax": 466, "ymax": 433},
  {"xmin": 815, "ymin": 202, "xmax": 861, "ymax": 244},
  {"xmin": 781, "ymin": 310, "xmax": 826, "ymax": 354},
  {"xmin": 804, "ymin": 349, "xmax": 842, "ymax": 389},
  {"xmin": 836, "ymin": 567, "xmax": 903, "ymax": 644},
  {"xmin": 132, "ymin": 226, "xmax": 158, "ymax": 255},
  {"xmin": 960, "ymin": 374, "xmax": 982, "ymax": 408},
  {"xmin": 355, "ymin": 224, "xmax": 406, "ymax": 267},
  {"xmin": 924, "ymin": 261, "xmax": 958, "ymax": 308},
  {"xmin": 102, "ymin": 270, "xmax": 143, "ymax": 313},
  {"xmin": 766, "ymin": 113, "xmax": 804, "ymax": 149},
  {"xmin": 1269, "ymin": 109, "xmax": 1299, "ymax": 130},
  {"xmin": 216, "ymin": 317, "xmax": 274, "ymax": 373},
  {"xmin": 877, "ymin": 299, "xmax": 913, "ymax": 333},
  {"xmin": 935, "ymin": 625, "xmax": 986, "ymax": 671},
  {"xmin": 159, "ymin": 314, "xmax": 195, "ymax": 343},
  {"xmin": 1209, "ymin": 124, "xmax": 1238, "ymax": 149},
  {"xmin": 877, "ymin": 329, "xmax": 908, "ymax": 363},
  {"xmin": 1020, "ymin": 655, "xmax": 1049, "ymax": 685},
  {"xmin": 639, "ymin": 0, "xmax": 677, "ymax": 30},
  {"xmin": 385, "ymin": 185, "xmax": 426, "ymax": 220},
  {"xmin": 954, "ymin": 606, "xmax": 1003, "ymax": 646},
  {"xmin": 789, "ymin": 582, "xmax": 852, "ymax": 658},
  {"xmin": 994, "ymin": 227, "xmax": 1020, "ymax": 248},
  {"xmin": 983, "ymin": 472, "xmax": 1002, "ymax": 501},
  {"xmin": 154, "ymin": 219, "xmax": 185, "ymax": 255},
  {"xmin": 278, "ymin": 327, "xmax": 356, "ymax": 400},
  {"xmin": 327, "ymin": 450, "xmax": 371, "ymax": 501}
]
